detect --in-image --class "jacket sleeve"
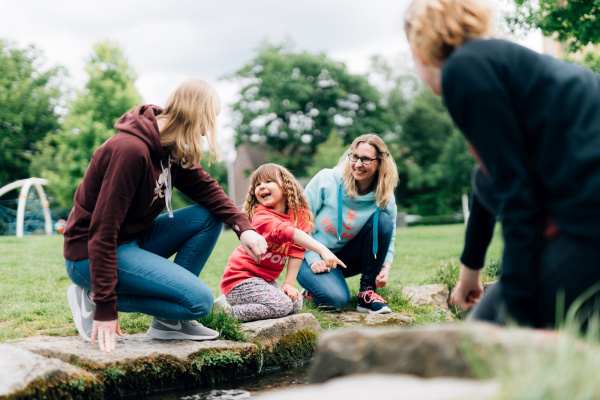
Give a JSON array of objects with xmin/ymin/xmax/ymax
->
[
  {"xmin": 460, "ymin": 194, "xmax": 497, "ymax": 270},
  {"xmin": 443, "ymin": 54, "xmax": 544, "ymax": 324},
  {"xmin": 383, "ymin": 196, "xmax": 397, "ymax": 264},
  {"xmin": 302, "ymin": 170, "xmax": 328, "ymax": 266},
  {"xmin": 87, "ymin": 145, "xmax": 144, "ymax": 321},
  {"xmin": 173, "ymin": 165, "xmax": 253, "ymax": 237},
  {"xmin": 288, "ymin": 209, "xmax": 310, "ymax": 259}
]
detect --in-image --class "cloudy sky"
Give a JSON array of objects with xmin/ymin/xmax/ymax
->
[{"xmin": 0, "ymin": 0, "xmax": 540, "ymax": 157}]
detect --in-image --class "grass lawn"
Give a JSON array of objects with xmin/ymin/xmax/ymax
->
[{"xmin": 0, "ymin": 224, "xmax": 503, "ymax": 342}]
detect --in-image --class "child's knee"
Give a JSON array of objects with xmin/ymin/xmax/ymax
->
[
  {"xmin": 291, "ymin": 297, "xmax": 303, "ymax": 314},
  {"xmin": 268, "ymin": 297, "xmax": 294, "ymax": 318}
]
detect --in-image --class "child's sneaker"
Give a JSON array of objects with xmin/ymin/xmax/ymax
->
[
  {"xmin": 300, "ymin": 289, "xmax": 314, "ymax": 300},
  {"xmin": 212, "ymin": 294, "xmax": 233, "ymax": 315},
  {"xmin": 356, "ymin": 287, "xmax": 391, "ymax": 314},
  {"xmin": 147, "ymin": 318, "xmax": 219, "ymax": 340},
  {"xmin": 67, "ymin": 284, "xmax": 95, "ymax": 342}
]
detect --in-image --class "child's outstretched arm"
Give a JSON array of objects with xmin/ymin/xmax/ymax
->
[
  {"xmin": 292, "ymin": 229, "xmax": 346, "ymax": 269},
  {"xmin": 282, "ymin": 257, "xmax": 302, "ymax": 301}
]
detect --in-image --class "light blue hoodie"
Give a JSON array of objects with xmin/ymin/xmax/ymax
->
[{"xmin": 303, "ymin": 167, "xmax": 397, "ymax": 267}]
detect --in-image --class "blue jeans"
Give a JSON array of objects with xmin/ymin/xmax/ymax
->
[
  {"xmin": 297, "ymin": 211, "xmax": 393, "ymax": 310},
  {"xmin": 65, "ymin": 205, "xmax": 223, "ymax": 320}
]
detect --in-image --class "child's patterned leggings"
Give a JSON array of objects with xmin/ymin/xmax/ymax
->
[{"xmin": 225, "ymin": 277, "xmax": 303, "ymax": 322}]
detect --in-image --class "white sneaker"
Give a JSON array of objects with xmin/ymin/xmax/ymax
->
[
  {"xmin": 212, "ymin": 294, "xmax": 233, "ymax": 315},
  {"xmin": 67, "ymin": 284, "xmax": 95, "ymax": 342},
  {"xmin": 147, "ymin": 318, "xmax": 219, "ymax": 340}
]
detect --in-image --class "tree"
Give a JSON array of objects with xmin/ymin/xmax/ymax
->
[
  {"xmin": 228, "ymin": 43, "xmax": 393, "ymax": 176},
  {"xmin": 0, "ymin": 39, "xmax": 64, "ymax": 188},
  {"xmin": 507, "ymin": 0, "xmax": 600, "ymax": 52},
  {"xmin": 30, "ymin": 41, "xmax": 142, "ymax": 207},
  {"xmin": 305, "ymin": 130, "xmax": 347, "ymax": 178},
  {"xmin": 370, "ymin": 56, "xmax": 473, "ymax": 216},
  {"xmin": 564, "ymin": 49, "xmax": 600, "ymax": 74}
]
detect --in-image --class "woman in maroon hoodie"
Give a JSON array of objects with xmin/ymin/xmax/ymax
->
[{"xmin": 64, "ymin": 78, "xmax": 267, "ymax": 353}]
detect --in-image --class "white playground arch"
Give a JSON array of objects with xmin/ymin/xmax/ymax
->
[{"xmin": 0, "ymin": 178, "xmax": 53, "ymax": 237}]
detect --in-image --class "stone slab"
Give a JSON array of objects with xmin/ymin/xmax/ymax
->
[
  {"xmin": 242, "ymin": 313, "xmax": 323, "ymax": 345},
  {"xmin": 13, "ymin": 334, "xmax": 257, "ymax": 366},
  {"xmin": 255, "ymin": 373, "xmax": 500, "ymax": 400},
  {"xmin": 0, "ymin": 344, "xmax": 98, "ymax": 398}
]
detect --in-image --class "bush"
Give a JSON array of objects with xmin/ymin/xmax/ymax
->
[{"xmin": 407, "ymin": 214, "xmax": 464, "ymax": 227}]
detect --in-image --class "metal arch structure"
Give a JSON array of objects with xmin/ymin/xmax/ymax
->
[{"xmin": 0, "ymin": 178, "xmax": 53, "ymax": 237}]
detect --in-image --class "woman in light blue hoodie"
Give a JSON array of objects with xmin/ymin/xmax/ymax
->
[{"xmin": 298, "ymin": 134, "xmax": 399, "ymax": 313}]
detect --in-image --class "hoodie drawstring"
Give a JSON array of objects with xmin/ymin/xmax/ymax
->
[
  {"xmin": 161, "ymin": 159, "xmax": 173, "ymax": 218},
  {"xmin": 373, "ymin": 207, "xmax": 380, "ymax": 259},
  {"xmin": 337, "ymin": 184, "xmax": 343, "ymax": 240}
]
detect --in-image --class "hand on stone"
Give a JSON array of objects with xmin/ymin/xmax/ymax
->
[{"xmin": 92, "ymin": 319, "xmax": 123, "ymax": 353}]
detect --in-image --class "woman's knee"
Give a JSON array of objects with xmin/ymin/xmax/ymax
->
[
  {"xmin": 378, "ymin": 211, "xmax": 393, "ymax": 239},
  {"xmin": 184, "ymin": 288, "xmax": 214, "ymax": 319},
  {"xmin": 186, "ymin": 205, "xmax": 223, "ymax": 234},
  {"xmin": 316, "ymin": 290, "xmax": 349, "ymax": 310}
]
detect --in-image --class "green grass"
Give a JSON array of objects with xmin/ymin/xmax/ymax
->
[{"xmin": 0, "ymin": 224, "xmax": 503, "ymax": 342}]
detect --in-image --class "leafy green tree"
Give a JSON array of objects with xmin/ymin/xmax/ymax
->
[
  {"xmin": 371, "ymin": 56, "xmax": 473, "ymax": 215},
  {"xmin": 305, "ymin": 130, "xmax": 347, "ymax": 178},
  {"xmin": 31, "ymin": 40, "xmax": 142, "ymax": 207},
  {"xmin": 564, "ymin": 49, "xmax": 600, "ymax": 74},
  {"xmin": 507, "ymin": 0, "xmax": 600, "ymax": 52},
  {"xmin": 0, "ymin": 39, "xmax": 64, "ymax": 188},
  {"xmin": 228, "ymin": 43, "xmax": 393, "ymax": 176}
]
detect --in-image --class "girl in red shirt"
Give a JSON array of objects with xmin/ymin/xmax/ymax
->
[{"xmin": 216, "ymin": 164, "xmax": 345, "ymax": 321}]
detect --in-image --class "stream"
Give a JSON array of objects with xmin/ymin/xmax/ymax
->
[{"xmin": 143, "ymin": 365, "xmax": 312, "ymax": 399}]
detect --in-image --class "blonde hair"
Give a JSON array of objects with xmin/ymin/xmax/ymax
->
[
  {"xmin": 157, "ymin": 78, "xmax": 222, "ymax": 168},
  {"xmin": 339, "ymin": 134, "xmax": 399, "ymax": 208},
  {"xmin": 244, "ymin": 163, "xmax": 315, "ymax": 232},
  {"xmin": 404, "ymin": 0, "xmax": 493, "ymax": 67}
]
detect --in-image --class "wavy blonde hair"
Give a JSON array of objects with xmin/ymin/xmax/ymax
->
[
  {"xmin": 338, "ymin": 134, "xmax": 398, "ymax": 208},
  {"xmin": 404, "ymin": 0, "xmax": 493, "ymax": 67},
  {"xmin": 157, "ymin": 78, "xmax": 222, "ymax": 168},
  {"xmin": 244, "ymin": 163, "xmax": 315, "ymax": 232}
]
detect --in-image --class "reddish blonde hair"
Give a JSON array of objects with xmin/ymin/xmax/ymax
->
[
  {"xmin": 404, "ymin": 0, "xmax": 493, "ymax": 67},
  {"xmin": 244, "ymin": 163, "xmax": 314, "ymax": 232}
]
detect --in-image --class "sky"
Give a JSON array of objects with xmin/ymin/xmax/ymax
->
[{"xmin": 0, "ymin": 0, "xmax": 541, "ymax": 158}]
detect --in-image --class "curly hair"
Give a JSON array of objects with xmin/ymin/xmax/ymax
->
[
  {"xmin": 338, "ymin": 134, "xmax": 399, "ymax": 208},
  {"xmin": 404, "ymin": 0, "xmax": 493, "ymax": 67},
  {"xmin": 157, "ymin": 78, "xmax": 222, "ymax": 168},
  {"xmin": 243, "ymin": 164, "xmax": 315, "ymax": 232}
]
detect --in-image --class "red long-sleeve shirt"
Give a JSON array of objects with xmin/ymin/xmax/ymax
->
[{"xmin": 220, "ymin": 205, "xmax": 308, "ymax": 295}]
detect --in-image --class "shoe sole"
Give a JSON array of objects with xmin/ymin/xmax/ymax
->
[
  {"xmin": 356, "ymin": 305, "xmax": 392, "ymax": 314},
  {"xmin": 147, "ymin": 327, "xmax": 219, "ymax": 341},
  {"xmin": 67, "ymin": 285, "xmax": 92, "ymax": 342}
]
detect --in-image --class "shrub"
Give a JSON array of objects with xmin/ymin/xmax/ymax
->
[{"xmin": 407, "ymin": 215, "xmax": 464, "ymax": 227}]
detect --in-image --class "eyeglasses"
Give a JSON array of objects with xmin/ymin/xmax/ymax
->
[{"xmin": 348, "ymin": 154, "xmax": 379, "ymax": 165}]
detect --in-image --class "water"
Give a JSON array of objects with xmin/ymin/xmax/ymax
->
[{"xmin": 143, "ymin": 365, "xmax": 311, "ymax": 400}]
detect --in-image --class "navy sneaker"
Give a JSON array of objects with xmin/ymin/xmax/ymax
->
[
  {"xmin": 147, "ymin": 318, "xmax": 219, "ymax": 341},
  {"xmin": 356, "ymin": 288, "xmax": 391, "ymax": 314},
  {"xmin": 67, "ymin": 284, "xmax": 95, "ymax": 342}
]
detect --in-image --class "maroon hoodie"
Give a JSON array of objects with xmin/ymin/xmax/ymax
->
[{"xmin": 63, "ymin": 105, "xmax": 253, "ymax": 321}]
